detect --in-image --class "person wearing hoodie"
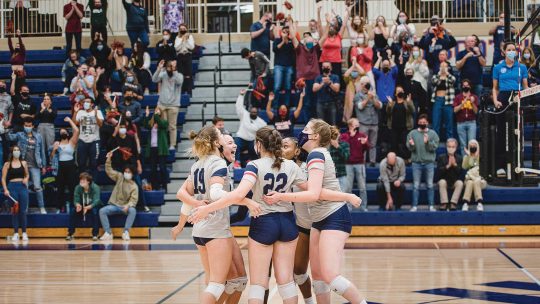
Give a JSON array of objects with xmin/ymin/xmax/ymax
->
[{"xmin": 122, "ymin": 0, "xmax": 150, "ymax": 47}]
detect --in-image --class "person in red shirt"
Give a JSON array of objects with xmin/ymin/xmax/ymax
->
[
  {"xmin": 318, "ymin": 5, "xmax": 346, "ymax": 82},
  {"xmin": 350, "ymin": 33, "xmax": 375, "ymax": 91},
  {"xmin": 63, "ymin": 0, "xmax": 84, "ymax": 56},
  {"xmin": 453, "ymin": 79, "xmax": 478, "ymax": 156}
]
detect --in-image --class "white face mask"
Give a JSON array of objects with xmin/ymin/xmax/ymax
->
[
  {"xmin": 524, "ymin": 53, "xmax": 531, "ymax": 60},
  {"xmin": 412, "ymin": 51, "xmax": 420, "ymax": 58},
  {"xmin": 123, "ymin": 172, "xmax": 133, "ymax": 180},
  {"xmin": 357, "ymin": 38, "xmax": 365, "ymax": 45},
  {"xmin": 83, "ymin": 102, "xmax": 91, "ymax": 110},
  {"xmin": 447, "ymin": 147, "xmax": 456, "ymax": 155},
  {"xmin": 13, "ymin": 151, "xmax": 21, "ymax": 159},
  {"xmin": 399, "ymin": 17, "xmax": 406, "ymax": 24},
  {"xmin": 119, "ymin": 128, "xmax": 127, "ymax": 135},
  {"xmin": 163, "ymin": 35, "xmax": 170, "ymax": 41}
]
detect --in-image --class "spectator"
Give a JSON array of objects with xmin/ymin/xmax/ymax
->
[
  {"xmin": 122, "ymin": 0, "xmax": 150, "ymax": 47},
  {"xmin": 431, "ymin": 61, "xmax": 456, "ymax": 140},
  {"xmin": 2, "ymin": 145, "xmax": 29, "ymax": 241},
  {"xmin": 373, "ymin": 55, "xmax": 398, "ymax": 104},
  {"xmin": 403, "ymin": 68, "xmax": 429, "ymax": 116},
  {"xmin": 354, "ymin": 77, "xmax": 381, "ymax": 166},
  {"xmin": 404, "ymin": 46, "xmax": 430, "ymax": 93},
  {"xmin": 74, "ymin": 98, "xmax": 104, "ymax": 178},
  {"xmin": 163, "ymin": 0, "xmax": 184, "ymax": 42},
  {"xmin": 489, "ymin": 13, "xmax": 516, "ymax": 66},
  {"xmin": 370, "ymin": 16, "xmax": 390, "ymax": 63},
  {"xmin": 437, "ymin": 138, "xmax": 463, "ymax": 211},
  {"xmin": 350, "ymin": 33, "xmax": 374, "ymax": 88},
  {"xmin": 122, "ymin": 70, "xmax": 144, "ymax": 101},
  {"xmin": 340, "ymin": 118, "xmax": 369, "ymax": 211},
  {"xmin": 521, "ymin": 47, "xmax": 539, "ymax": 86},
  {"xmin": 406, "ymin": 114, "xmax": 440, "ymax": 212},
  {"xmin": 329, "ymin": 125, "xmax": 350, "ymax": 203},
  {"xmin": 462, "ymin": 139, "xmax": 486, "ymax": 211},
  {"xmin": 63, "ymin": 0, "xmax": 84, "ymax": 56},
  {"xmin": 152, "ymin": 60, "xmax": 183, "ymax": 150},
  {"xmin": 99, "ymin": 151, "xmax": 139, "ymax": 241},
  {"xmin": 99, "ymin": 94, "xmax": 121, "ymax": 147},
  {"xmin": 9, "ymin": 68, "xmax": 26, "ymax": 96},
  {"xmin": 50, "ymin": 117, "xmax": 79, "ymax": 213},
  {"xmin": 36, "ymin": 94, "xmax": 57, "ymax": 164},
  {"xmin": 390, "ymin": 11, "xmax": 415, "ymax": 46},
  {"xmin": 313, "ymin": 61, "xmax": 341, "ymax": 125},
  {"xmin": 343, "ymin": 61, "xmax": 365, "ymax": 122},
  {"xmin": 377, "ymin": 152, "xmax": 406, "ymax": 211},
  {"xmin": 62, "ymin": 51, "xmax": 86, "ymax": 95},
  {"xmin": 241, "ymin": 48, "xmax": 270, "ymax": 91},
  {"xmin": 90, "ymin": 37, "xmax": 112, "ymax": 91},
  {"xmin": 7, "ymin": 119, "xmax": 47, "ymax": 214},
  {"xmin": 11, "ymin": 84, "xmax": 34, "ymax": 132},
  {"xmin": 8, "ymin": 30, "xmax": 25, "ymax": 70},
  {"xmin": 387, "ymin": 86, "xmax": 414, "ymax": 160},
  {"xmin": 144, "ymin": 106, "xmax": 169, "ymax": 191},
  {"xmin": 111, "ymin": 41, "xmax": 129, "ymax": 92},
  {"xmin": 70, "ymin": 64, "xmax": 95, "ymax": 99},
  {"xmin": 266, "ymin": 91, "xmax": 304, "ymax": 138},
  {"xmin": 0, "ymin": 81, "xmax": 13, "ymax": 161},
  {"xmin": 307, "ymin": 18, "xmax": 321, "ymax": 42},
  {"xmin": 456, "ymin": 35, "xmax": 486, "ymax": 98},
  {"xmin": 418, "ymin": 15, "xmax": 456, "ymax": 72},
  {"xmin": 156, "ymin": 29, "xmax": 177, "ymax": 62},
  {"xmin": 119, "ymin": 88, "xmax": 143, "ymax": 125},
  {"xmin": 10, "ymin": 1, "xmax": 30, "ymax": 34},
  {"xmin": 67, "ymin": 172, "xmax": 102, "ymax": 241},
  {"xmin": 319, "ymin": 7, "xmax": 346, "ymax": 80},
  {"xmin": 453, "ymin": 79, "xmax": 478, "ymax": 156},
  {"xmin": 129, "ymin": 41, "xmax": 152, "ymax": 95},
  {"xmin": 122, "ymin": 111, "xmax": 141, "ymax": 153},
  {"xmin": 89, "ymin": 0, "xmax": 108, "ymax": 43},
  {"xmin": 345, "ymin": 5, "xmax": 368, "ymax": 61},
  {"xmin": 234, "ymin": 89, "xmax": 267, "ymax": 167},
  {"xmin": 174, "ymin": 24, "xmax": 195, "ymax": 95},
  {"xmin": 272, "ymin": 25, "xmax": 295, "ymax": 108},
  {"xmin": 249, "ymin": 11, "xmax": 274, "ymax": 59},
  {"xmin": 212, "ymin": 116, "xmax": 229, "ymax": 135}
]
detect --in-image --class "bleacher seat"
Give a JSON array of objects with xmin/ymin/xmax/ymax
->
[{"xmin": 0, "ymin": 213, "xmax": 159, "ymax": 228}]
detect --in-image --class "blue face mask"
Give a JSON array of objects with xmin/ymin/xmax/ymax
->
[
  {"xmin": 97, "ymin": 44, "xmax": 104, "ymax": 51},
  {"xmin": 351, "ymin": 71, "xmax": 359, "ymax": 79},
  {"xmin": 126, "ymin": 76, "xmax": 134, "ymax": 83},
  {"xmin": 297, "ymin": 131, "xmax": 311, "ymax": 148},
  {"xmin": 306, "ymin": 42, "xmax": 314, "ymax": 49},
  {"xmin": 24, "ymin": 127, "xmax": 32, "ymax": 133},
  {"xmin": 506, "ymin": 50, "xmax": 517, "ymax": 61}
]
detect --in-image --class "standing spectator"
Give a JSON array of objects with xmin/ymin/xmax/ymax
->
[
  {"xmin": 344, "ymin": 5, "xmax": 368, "ymax": 63},
  {"xmin": 418, "ymin": 16, "xmax": 456, "ymax": 72},
  {"xmin": 74, "ymin": 98, "xmax": 104, "ymax": 178},
  {"xmin": 234, "ymin": 89, "xmax": 267, "ymax": 167},
  {"xmin": 70, "ymin": 64, "xmax": 95, "ymax": 99},
  {"xmin": 212, "ymin": 116, "xmax": 229, "ymax": 135},
  {"xmin": 489, "ymin": 13, "xmax": 516, "ymax": 66},
  {"xmin": 431, "ymin": 62, "xmax": 456, "ymax": 140},
  {"xmin": 403, "ymin": 68, "xmax": 429, "ymax": 116},
  {"xmin": 144, "ymin": 106, "xmax": 169, "ymax": 191},
  {"xmin": 319, "ymin": 7, "xmax": 345, "ymax": 80},
  {"xmin": 0, "ymin": 81, "xmax": 13, "ymax": 161},
  {"xmin": 36, "ymin": 94, "xmax": 57, "ymax": 165},
  {"xmin": 453, "ymin": 79, "xmax": 478, "ymax": 156},
  {"xmin": 99, "ymin": 151, "xmax": 139, "ymax": 241},
  {"xmin": 122, "ymin": 0, "xmax": 150, "ymax": 47},
  {"xmin": 404, "ymin": 46, "xmax": 430, "ymax": 93},
  {"xmin": 90, "ymin": 35, "xmax": 112, "ymax": 91},
  {"xmin": 9, "ymin": 68, "xmax": 26, "ymax": 97},
  {"xmin": 10, "ymin": 1, "xmax": 30, "ymax": 34},
  {"xmin": 62, "ymin": 51, "xmax": 86, "ymax": 95},
  {"xmin": 118, "ymin": 89, "xmax": 143, "ymax": 125},
  {"xmin": 7, "ymin": 119, "xmax": 47, "ymax": 214},
  {"xmin": 241, "ymin": 48, "xmax": 270, "ymax": 91},
  {"xmin": 377, "ymin": 152, "xmax": 406, "ymax": 211},
  {"xmin": 129, "ymin": 41, "xmax": 152, "ymax": 95},
  {"xmin": 11, "ymin": 85, "xmax": 34, "ymax": 132},
  {"xmin": 2, "ymin": 145, "xmax": 29, "ymax": 241},
  {"xmin": 521, "ymin": 47, "xmax": 539, "ymax": 86},
  {"xmin": 350, "ymin": 33, "xmax": 374, "ymax": 88},
  {"xmin": 313, "ymin": 62, "xmax": 340, "ymax": 125},
  {"xmin": 370, "ymin": 16, "xmax": 389, "ymax": 63},
  {"xmin": 307, "ymin": 18, "xmax": 321, "ymax": 42},
  {"xmin": 387, "ymin": 86, "xmax": 414, "ymax": 160},
  {"xmin": 272, "ymin": 25, "xmax": 295, "ymax": 108},
  {"xmin": 266, "ymin": 91, "xmax": 303, "ymax": 138},
  {"xmin": 152, "ymin": 60, "xmax": 183, "ymax": 150},
  {"xmin": 111, "ymin": 41, "xmax": 129, "ymax": 92},
  {"xmin": 163, "ymin": 0, "xmax": 184, "ymax": 42},
  {"xmin": 354, "ymin": 77, "xmax": 381, "ymax": 166},
  {"xmin": 63, "ymin": 0, "xmax": 84, "ymax": 56},
  {"xmin": 406, "ymin": 114, "xmax": 440, "ymax": 212},
  {"xmin": 249, "ymin": 12, "xmax": 274, "ymax": 59},
  {"xmin": 8, "ymin": 30, "xmax": 25, "ymax": 70},
  {"xmin": 390, "ymin": 11, "xmax": 415, "ymax": 46},
  {"xmin": 67, "ymin": 173, "xmax": 102, "ymax": 241},
  {"xmin": 156, "ymin": 29, "xmax": 176, "ymax": 62},
  {"xmin": 343, "ymin": 60, "xmax": 366, "ymax": 120},
  {"xmin": 329, "ymin": 125, "xmax": 350, "ymax": 204},
  {"xmin": 437, "ymin": 138, "xmax": 463, "ymax": 211},
  {"xmin": 174, "ymin": 24, "xmax": 195, "ymax": 95},
  {"xmin": 373, "ymin": 55, "xmax": 398, "ymax": 104},
  {"xmin": 456, "ymin": 35, "xmax": 486, "ymax": 98},
  {"xmin": 462, "ymin": 139, "xmax": 486, "ymax": 211},
  {"xmin": 89, "ymin": 0, "xmax": 108, "ymax": 43},
  {"xmin": 340, "ymin": 118, "xmax": 369, "ymax": 210}
]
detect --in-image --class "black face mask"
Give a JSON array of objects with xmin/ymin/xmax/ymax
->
[
  {"xmin": 167, "ymin": 70, "xmax": 174, "ymax": 77},
  {"xmin": 0, "ymin": 87, "xmax": 5, "ymax": 94},
  {"xmin": 469, "ymin": 146, "xmax": 477, "ymax": 153},
  {"xmin": 397, "ymin": 92, "xmax": 406, "ymax": 99},
  {"xmin": 382, "ymin": 67, "xmax": 390, "ymax": 73},
  {"xmin": 462, "ymin": 87, "xmax": 471, "ymax": 93},
  {"xmin": 322, "ymin": 68, "xmax": 331, "ymax": 74},
  {"xmin": 406, "ymin": 75, "xmax": 413, "ymax": 81},
  {"xmin": 21, "ymin": 92, "xmax": 29, "ymax": 98},
  {"xmin": 124, "ymin": 96, "xmax": 133, "ymax": 102},
  {"xmin": 180, "ymin": 30, "xmax": 187, "ymax": 35},
  {"xmin": 418, "ymin": 124, "xmax": 427, "ymax": 130},
  {"xmin": 250, "ymin": 113, "xmax": 258, "ymax": 120},
  {"xmin": 61, "ymin": 133, "xmax": 69, "ymax": 140}
]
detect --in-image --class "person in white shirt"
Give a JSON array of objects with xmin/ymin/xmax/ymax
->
[
  {"xmin": 70, "ymin": 64, "xmax": 95, "ymax": 99},
  {"xmin": 74, "ymin": 98, "xmax": 103, "ymax": 178},
  {"xmin": 234, "ymin": 89, "xmax": 267, "ymax": 167},
  {"xmin": 174, "ymin": 24, "xmax": 195, "ymax": 95}
]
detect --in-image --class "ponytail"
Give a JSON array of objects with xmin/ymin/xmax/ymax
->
[{"xmin": 255, "ymin": 127, "xmax": 284, "ymax": 170}]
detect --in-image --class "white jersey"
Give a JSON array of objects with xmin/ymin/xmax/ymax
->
[
  {"xmin": 187, "ymin": 155, "xmax": 232, "ymax": 239},
  {"xmin": 306, "ymin": 147, "xmax": 346, "ymax": 222},
  {"xmin": 242, "ymin": 157, "xmax": 306, "ymax": 216},
  {"xmin": 293, "ymin": 162, "xmax": 312, "ymax": 230}
]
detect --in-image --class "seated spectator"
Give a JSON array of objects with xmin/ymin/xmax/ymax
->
[
  {"xmin": 119, "ymin": 88, "xmax": 143, "ymax": 125},
  {"xmin": 377, "ymin": 152, "xmax": 406, "ymax": 211},
  {"xmin": 7, "ymin": 118, "xmax": 47, "ymax": 214},
  {"xmin": 67, "ymin": 172, "xmax": 102, "ymax": 241},
  {"xmin": 152, "ymin": 60, "xmax": 183, "ymax": 150},
  {"xmin": 122, "ymin": 0, "xmax": 149, "ymax": 47},
  {"xmin": 354, "ymin": 77, "xmax": 381, "ymax": 165},
  {"xmin": 111, "ymin": 41, "xmax": 129, "ymax": 92},
  {"xmin": 404, "ymin": 47, "xmax": 429, "ymax": 93},
  {"xmin": 313, "ymin": 61, "xmax": 341, "ymax": 125},
  {"xmin": 437, "ymin": 138, "xmax": 463, "ymax": 211},
  {"xmin": 407, "ymin": 114, "xmax": 440, "ymax": 212},
  {"xmin": 329, "ymin": 125, "xmax": 350, "ymax": 207},
  {"xmin": 74, "ymin": 97, "xmax": 104, "ymax": 178},
  {"xmin": 387, "ymin": 86, "xmax": 414, "ymax": 160},
  {"xmin": 62, "ymin": 50, "xmax": 86, "ymax": 95},
  {"xmin": 272, "ymin": 25, "xmax": 295, "ymax": 108},
  {"xmin": 8, "ymin": 30, "xmax": 25, "ymax": 70},
  {"xmin": 456, "ymin": 35, "xmax": 486, "ymax": 97},
  {"xmin": 36, "ymin": 95, "xmax": 57, "ymax": 165},
  {"xmin": 212, "ymin": 116, "xmax": 229, "ymax": 135},
  {"xmin": 370, "ymin": 16, "xmax": 390, "ymax": 63},
  {"xmin": 86, "ymin": 57, "xmax": 97, "ymax": 69},
  {"xmin": 462, "ymin": 140, "xmax": 486, "ymax": 212},
  {"xmin": 453, "ymin": 79, "xmax": 478, "ymax": 156},
  {"xmin": 373, "ymin": 55, "xmax": 398, "ymax": 104},
  {"xmin": 2, "ymin": 145, "xmax": 29, "ymax": 241},
  {"xmin": 70, "ymin": 64, "xmax": 95, "ymax": 99},
  {"xmin": 266, "ymin": 91, "xmax": 304, "ymax": 138},
  {"xmin": 234, "ymin": 89, "xmax": 267, "ymax": 167},
  {"xmin": 144, "ymin": 106, "xmax": 169, "ymax": 191},
  {"xmin": 156, "ymin": 29, "xmax": 177, "ymax": 62},
  {"xmin": 340, "ymin": 118, "xmax": 369, "ymax": 210},
  {"xmin": 343, "ymin": 61, "xmax": 365, "ymax": 122},
  {"xmin": 129, "ymin": 41, "xmax": 152, "ymax": 95},
  {"xmin": 99, "ymin": 151, "xmax": 139, "ymax": 241},
  {"xmin": 11, "ymin": 84, "xmax": 34, "ymax": 132},
  {"xmin": 0, "ymin": 81, "xmax": 13, "ymax": 161},
  {"xmin": 241, "ymin": 48, "xmax": 270, "ymax": 104},
  {"xmin": 122, "ymin": 70, "xmax": 144, "ymax": 101},
  {"xmin": 390, "ymin": 11, "xmax": 415, "ymax": 46},
  {"xmin": 163, "ymin": 0, "xmax": 184, "ymax": 42},
  {"xmin": 431, "ymin": 62, "xmax": 456, "ymax": 140},
  {"xmin": 175, "ymin": 24, "xmax": 195, "ymax": 95},
  {"xmin": 418, "ymin": 15, "xmax": 456, "ymax": 72}
]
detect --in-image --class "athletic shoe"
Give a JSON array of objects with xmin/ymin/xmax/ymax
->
[
  {"xmin": 496, "ymin": 169, "xmax": 506, "ymax": 176},
  {"xmin": 462, "ymin": 203, "xmax": 469, "ymax": 212},
  {"xmin": 477, "ymin": 202, "xmax": 484, "ymax": 212},
  {"xmin": 65, "ymin": 235, "xmax": 73, "ymax": 241},
  {"xmin": 361, "ymin": 207, "xmax": 368, "ymax": 212},
  {"xmin": 22, "ymin": 233, "xmax": 28, "ymax": 242},
  {"xmin": 169, "ymin": 145, "xmax": 176, "ymax": 151},
  {"xmin": 40, "ymin": 208, "xmax": 47, "ymax": 214},
  {"xmin": 12, "ymin": 233, "xmax": 19, "ymax": 241},
  {"xmin": 100, "ymin": 232, "xmax": 113, "ymax": 241},
  {"xmin": 122, "ymin": 231, "xmax": 130, "ymax": 241},
  {"xmin": 92, "ymin": 236, "xmax": 99, "ymax": 241},
  {"xmin": 62, "ymin": 87, "xmax": 69, "ymax": 95},
  {"xmin": 410, "ymin": 206, "xmax": 417, "ymax": 212},
  {"xmin": 429, "ymin": 206, "xmax": 437, "ymax": 212},
  {"xmin": 144, "ymin": 206, "xmax": 151, "ymax": 213}
]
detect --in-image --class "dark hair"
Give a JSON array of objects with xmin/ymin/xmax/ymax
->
[
  {"xmin": 395, "ymin": 11, "xmax": 409, "ymax": 24},
  {"xmin": 241, "ymin": 48, "xmax": 251, "ymax": 58},
  {"xmin": 79, "ymin": 172, "xmax": 93, "ymax": 184},
  {"xmin": 503, "ymin": 40, "xmax": 516, "ymax": 51},
  {"xmin": 123, "ymin": 165, "xmax": 134, "ymax": 174},
  {"xmin": 472, "ymin": 34, "xmax": 480, "ymax": 46},
  {"xmin": 212, "ymin": 116, "xmax": 224, "ymax": 125},
  {"xmin": 7, "ymin": 145, "xmax": 21, "ymax": 164},
  {"xmin": 256, "ymin": 127, "xmax": 284, "ymax": 169},
  {"xmin": 461, "ymin": 78, "xmax": 471, "ymax": 86},
  {"xmin": 163, "ymin": 29, "xmax": 171, "ymax": 35},
  {"xmin": 418, "ymin": 113, "xmax": 429, "ymax": 122},
  {"xmin": 23, "ymin": 117, "xmax": 33, "ymax": 124},
  {"xmin": 69, "ymin": 50, "xmax": 79, "ymax": 57}
]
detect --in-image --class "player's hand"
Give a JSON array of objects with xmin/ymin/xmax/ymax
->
[
  {"xmin": 247, "ymin": 200, "xmax": 262, "ymax": 218},
  {"xmin": 188, "ymin": 205, "xmax": 211, "ymax": 224},
  {"xmin": 263, "ymin": 191, "xmax": 282, "ymax": 205},
  {"xmin": 348, "ymin": 194, "xmax": 362, "ymax": 208}
]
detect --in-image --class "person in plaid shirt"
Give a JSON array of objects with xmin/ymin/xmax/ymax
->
[{"xmin": 430, "ymin": 61, "xmax": 456, "ymax": 140}]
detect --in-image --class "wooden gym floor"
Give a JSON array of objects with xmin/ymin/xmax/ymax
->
[{"xmin": 0, "ymin": 237, "xmax": 539, "ymax": 304}]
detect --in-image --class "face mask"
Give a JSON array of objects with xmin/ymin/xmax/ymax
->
[
  {"xmin": 21, "ymin": 92, "xmax": 29, "ymax": 98},
  {"xmin": 524, "ymin": 53, "xmax": 531, "ymax": 60},
  {"xmin": 322, "ymin": 67, "xmax": 331, "ymax": 74},
  {"xmin": 180, "ymin": 30, "xmax": 187, "ymax": 35},
  {"xmin": 399, "ymin": 17, "xmax": 406, "ymax": 24},
  {"xmin": 167, "ymin": 70, "xmax": 174, "ymax": 77},
  {"xmin": 13, "ymin": 151, "xmax": 21, "ymax": 159},
  {"xmin": 406, "ymin": 75, "xmax": 413, "ymax": 80},
  {"xmin": 124, "ymin": 96, "xmax": 133, "ymax": 102},
  {"xmin": 250, "ymin": 113, "xmax": 258, "ymax": 120},
  {"xmin": 297, "ymin": 131, "xmax": 312, "ymax": 148},
  {"xmin": 412, "ymin": 51, "xmax": 420, "ymax": 58},
  {"xmin": 24, "ymin": 126, "xmax": 32, "ymax": 133},
  {"xmin": 126, "ymin": 76, "xmax": 134, "ymax": 83},
  {"xmin": 119, "ymin": 128, "xmax": 127, "ymax": 135},
  {"xmin": 0, "ymin": 87, "xmax": 5, "ymax": 94},
  {"xmin": 79, "ymin": 181, "xmax": 88, "ymax": 188},
  {"xmin": 397, "ymin": 92, "xmax": 405, "ymax": 99},
  {"xmin": 382, "ymin": 67, "xmax": 390, "ymax": 73},
  {"xmin": 163, "ymin": 35, "xmax": 170, "ymax": 41},
  {"xmin": 506, "ymin": 50, "xmax": 516, "ymax": 61},
  {"xmin": 123, "ymin": 172, "xmax": 133, "ymax": 180},
  {"xmin": 83, "ymin": 102, "xmax": 91, "ymax": 110},
  {"xmin": 447, "ymin": 147, "xmax": 456, "ymax": 155},
  {"xmin": 469, "ymin": 146, "xmax": 477, "ymax": 154},
  {"xmin": 61, "ymin": 133, "xmax": 69, "ymax": 140},
  {"xmin": 418, "ymin": 124, "xmax": 427, "ymax": 130},
  {"xmin": 350, "ymin": 71, "xmax": 359, "ymax": 79},
  {"xmin": 357, "ymin": 38, "xmax": 365, "ymax": 45},
  {"xmin": 462, "ymin": 87, "xmax": 471, "ymax": 93},
  {"xmin": 97, "ymin": 44, "xmax": 104, "ymax": 51},
  {"xmin": 306, "ymin": 42, "xmax": 314, "ymax": 49}
]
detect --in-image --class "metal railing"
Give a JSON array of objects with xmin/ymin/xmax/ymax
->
[
  {"xmin": 218, "ymin": 34, "xmax": 222, "ymax": 85},
  {"xmin": 201, "ymin": 99, "xmax": 207, "ymax": 127},
  {"xmin": 212, "ymin": 65, "xmax": 218, "ymax": 117}
]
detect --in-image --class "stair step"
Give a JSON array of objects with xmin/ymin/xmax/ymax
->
[
  {"xmin": 192, "ymin": 86, "xmax": 242, "ymax": 98},
  {"xmin": 196, "ymin": 70, "xmax": 251, "ymax": 82}
]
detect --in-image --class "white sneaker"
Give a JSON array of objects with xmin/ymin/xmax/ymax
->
[
  {"xmin": 100, "ymin": 232, "xmax": 113, "ymax": 241},
  {"xmin": 40, "ymin": 208, "xmax": 47, "ymax": 214},
  {"xmin": 410, "ymin": 206, "xmax": 417, "ymax": 212},
  {"xmin": 497, "ymin": 169, "xmax": 506, "ymax": 176},
  {"xmin": 462, "ymin": 203, "xmax": 469, "ymax": 211},
  {"xmin": 477, "ymin": 202, "xmax": 484, "ymax": 212},
  {"xmin": 63, "ymin": 87, "xmax": 69, "ymax": 95},
  {"xmin": 122, "ymin": 231, "xmax": 130, "ymax": 241},
  {"xmin": 11, "ymin": 233, "xmax": 19, "ymax": 241},
  {"xmin": 429, "ymin": 206, "xmax": 437, "ymax": 212},
  {"xmin": 169, "ymin": 145, "xmax": 176, "ymax": 150},
  {"xmin": 22, "ymin": 233, "xmax": 29, "ymax": 241}
]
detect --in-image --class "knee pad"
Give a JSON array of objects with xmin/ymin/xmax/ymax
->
[
  {"xmin": 248, "ymin": 284, "xmax": 266, "ymax": 301},
  {"xmin": 329, "ymin": 276, "xmax": 351, "ymax": 296},
  {"xmin": 312, "ymin": 280, "xmax": 330, "ymax": 295},
  {"xmin": 294, "ymin": 273, "xmax": 309, "ymax": 285},
  {"xmin": 278, "ymin": 281, "xmax": 297, "ymax": 300},
  {"xmin": 204, "ymin": 282, "xmax": 225, "ymax": 300},
  {"xmin": 224, "ymin": 276, "xmax": 248, "ymax": 294}
]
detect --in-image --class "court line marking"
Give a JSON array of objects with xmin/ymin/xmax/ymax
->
[
  {"xmin": 497, "ymin": 248, "xmax": 540, "ymax": 287},
  {"xmin": 155, "ymin": 271, "xmax": 205, "ymax": 304}
]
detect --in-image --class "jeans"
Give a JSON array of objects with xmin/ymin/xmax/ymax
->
[
  {"xmin": 8, "ymin": 182, "xmax": 29, "ymax": 233},
  {"xmin": 345, "ymin": 164, "xmax": 367, "ymax": 209},
  {"xmin": 457, "ymin": 120, "xmax": 477, "ymax": 156},
  {"xmin": 472, "ymin": 84, "xmax": 483, "ymax": 100},
  {"xmin": 69, "ymin": 204, "xmax": 100, "ymax": 237},
  {"xmin": 127, "ymin": 30, "xmax": 149, "ymax": 47},
  {"xmin": 273, "ymin": 65, "xmax": 294, "ymax": 107},
  {"xmin": 99, "ymin": 204, "xmax": 137, "ymax": 234},
  {"xmin": 65, "ymin": 32, "xmax": 82, "ymax": 55},
  {"xmin": 37, "ymin": 123, "xmax": 55, "ymax": 166},
  {"xmin": 412, "ymin": 162, "xmax": 435, "ymax": 207},
  {"xmin": 301, "ymin": 79, "xmax": 316, "ymax": 122},
  {"xmin": 316, "ymin": 102, "xmax": 337, "ymax": 126},
  {"xmin": 234, "ymin": 137, "xmax": 256, "ymax": 167},
  {"xmin": 77, "ymin": 140, "xmax": 100, "ymax": 179},
  {"xmin": 432, "ymin": 96, "xmax": 454, "ymax": 140},
  {"xmin": 28, "ymin": 167, "xmax": 44, "ymax": 208},
  {"xmin": 359, "ymin": 124, "xmax": 378, "ymax": 163}
]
